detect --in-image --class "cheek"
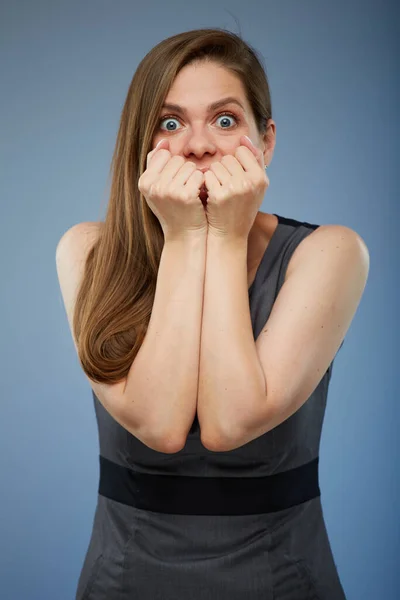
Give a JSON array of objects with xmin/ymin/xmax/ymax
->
[
  {"xmin": 151, "ymin": 136, "xmax": 160, "ymax": 151},
  {"xmin": 225, "ymin": 139, "xmax": 243, "ymax": 155},
  {"xmin": 218, "ymin": 145, "xmax": 241, "ymax": 165}
]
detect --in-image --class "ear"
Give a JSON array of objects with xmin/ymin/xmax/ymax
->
[{"xmin": 262, "ymin": 119, "xmax": 276, "ymax": 166}]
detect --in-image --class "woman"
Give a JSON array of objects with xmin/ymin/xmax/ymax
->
[{"xmin": 56, "ymin": 27, "xmax": 369, "ymax": 599}]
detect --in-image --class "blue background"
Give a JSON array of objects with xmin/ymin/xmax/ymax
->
[{"xmin": 1, "ymin": 1, "xmax": 398, "ymax": 598}]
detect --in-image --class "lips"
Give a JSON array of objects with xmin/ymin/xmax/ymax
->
[{"xmin": 199, "ymin": 186, "xmax": 208, "ymax": 203}]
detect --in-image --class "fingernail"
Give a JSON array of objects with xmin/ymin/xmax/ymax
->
[
  {"xmin": 155, "ymin": 139, "xmax": 164, "ymax": 149},
  {"xmin": 244, "ymin": 135, "xmax": 254, "ymax": 145}
]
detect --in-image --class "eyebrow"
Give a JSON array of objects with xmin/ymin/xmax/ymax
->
[{"xmin": 161, "ymin": 96, "xmax": 245, "ymax": 115}]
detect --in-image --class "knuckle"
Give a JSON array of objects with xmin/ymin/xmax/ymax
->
[
  {"xmin": 138, "ymin": 175, "xmax": 147, "ymax": 192},
  {"xmin": 150, "ymin": 182, "xmax": 162, "ymax": 197},
  {"xmin": 242, "ymin": 179, "xmax": 251, "ymax": 192},
  {"xmin": 214, "ymin": 188, "xmax": 224, "ymax": 201},
  {"xmin": 261, "ymin": 174, "xmax": 269, "ymax": 187},
  {"xmin": 180, "ymin": 189, "xmax": 191, "ymax": 202}
]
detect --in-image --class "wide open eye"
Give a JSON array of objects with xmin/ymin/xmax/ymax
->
[
  {"xmin": 159, "ymin": 116, "xmax": 181, "ymax": 132},
  {"xmin": 215, "ymin": 113, "xmax": 239, "ymax": 128},
  {"xmin": 158, "ymin": 111, "xmax": 240, "ymax": 132}
]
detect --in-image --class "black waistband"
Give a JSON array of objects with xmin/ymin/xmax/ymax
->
[{"xmin": 98, "ymin": 455, "xmax": 320, "ymax": 515}]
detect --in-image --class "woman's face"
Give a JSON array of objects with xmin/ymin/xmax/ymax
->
[{"xmin": 152, "ymin": 61, "xmax": 275, "ymax": 174}]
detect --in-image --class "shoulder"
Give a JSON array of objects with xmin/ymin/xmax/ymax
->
[
  {"xmin": 286, "ymin": 223, "xmax": 370, "ymax": 280},
  {"xmin": 56, "ymin": 221, "xmax": 102, "ymax": 261},
  {"xmin": 55, "ymin": 221, "xmax": 103, "ymax": 354}
]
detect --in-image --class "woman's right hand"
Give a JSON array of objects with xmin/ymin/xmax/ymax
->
[{"xmin": 138, "ymin": 139, "xmax": 208, "ymax": 241}]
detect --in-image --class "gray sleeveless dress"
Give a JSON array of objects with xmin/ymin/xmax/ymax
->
[{"xmin": 75, "ymin": 214, "xmax": 347, "ymax": 599}]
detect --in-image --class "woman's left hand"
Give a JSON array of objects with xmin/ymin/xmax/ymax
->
[{"xmin": 203, "ymin": 135, "xmax": 269, "ymax": 241}]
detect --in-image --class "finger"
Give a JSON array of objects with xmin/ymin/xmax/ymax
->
[
  {"xmin": 235, "ymin": 144, "xmax": 263, "ymax": 175},
  {"xmin": 218, "ymin": 153, "xmax": 245, "ymax": 178},
  {"xmin": 146, "ymin": 141, "xmax": 164, "ymax": 169},
  {"xmin": 208, "ymin": 160, "xmax": 232, "ymax": 184},
  {"xmin": 203, "ymin": 170, "xmax": 220, "ymax": 197},
  {"xmin": 146, "ymin": 138, "xmax": 168, "ymax": 169},
  {"xmin": 241, "ymin": 135, "xmax": 260, "ymax": 158},
  {"xmin": 239, "ymin": 136, "xmax": 264, "ymax": 169}
]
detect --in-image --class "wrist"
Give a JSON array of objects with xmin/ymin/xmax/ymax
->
[
  {"xmin": 207, "ymin": 232, "xmax": 248, "ymax": 249},
  {"xmin": 164, "ymin": 229, "xmax": 208, "ymax": 246}
]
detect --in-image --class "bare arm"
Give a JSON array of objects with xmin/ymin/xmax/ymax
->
[
  {"xmin": 122, "ymin": 233, "xmax": 207, "ymax": 452},
  {"xmin": 56, "ymin": 223, "xmax": 207, "ymax": 455},
  {"xmin": 197, "ymin": 226, "xmax": 369, "ymax": 452},
  {"xmin": 197, "ymin": 235, "xmax": 266, "ymax": 450}
]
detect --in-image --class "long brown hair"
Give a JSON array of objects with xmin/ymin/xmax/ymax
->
[{"xmin": 73, "ymin": 27, "xmax": 273, "ymax": 384}]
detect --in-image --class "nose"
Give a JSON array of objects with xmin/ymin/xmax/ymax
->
[{"xmin": 182, "ymin": 127, "xmax": 217, "ymax": 163}]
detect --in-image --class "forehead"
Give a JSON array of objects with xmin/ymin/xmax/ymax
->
[{"xmin": 164, "ymin": 62, "xmax": 249, "ymax": 113}]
